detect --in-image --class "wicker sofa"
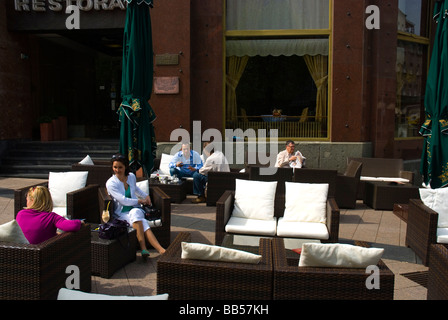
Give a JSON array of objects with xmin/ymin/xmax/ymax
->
[
  {"xmin": 215, "ymin": 167, "xmax": 340, "ymax": 245},
  {"xmin": 272, "ymin": 238, "xmax": 395, "ymax": 300},
  {"xmin": 335, "ymin": 160, "xmax": 363, "ymax": 208},
  {"xmin": 405, "ymin": 198, "xmax": 448, "ymax": 266},
  {"xmin": 427, "ymin": 244, "xmax": 448, "ymax": 300},
  {"xmin": 0, "ymin": 224, "xmax": 91, "ymax": 300},
  {"xmin": 348, "ymin": 157, "xmax": 415, "ymax": 199},
  {"xmin": 157, "ymin": 232, "xmax": 273, "ymax": 300}
]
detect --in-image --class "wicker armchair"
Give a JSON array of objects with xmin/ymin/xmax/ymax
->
[
  {"xmin": 335, "ymin": 160, "xmax": 363, "ymax": 208},
  {"xmin": 272, "ymin": 238, "xmax": 394, "ymax": 300},
  {"xmin": 427, "ymin": 244, "xmax": 448, "ymax": 300},
  {"xmin": 0, "ymin": 224, "xmax": 91, "ymax": 300},
  {"xmin": 14, "ymin": 181, "xmax": 100, "ymax": 223},
  {"xmin": 71, "ymin": 160, "xmax": 113, "ymax": 186},
  {"xmin": 405, "ymin": 198, "xmax": 445, "ymax": 266},
  {"xmin": 348, "ymin": 157, "xmax": 415, "ymax": 199},
  {"xmin": 157, "ymin": 232, "xmax": 273, "ymax": 300}
]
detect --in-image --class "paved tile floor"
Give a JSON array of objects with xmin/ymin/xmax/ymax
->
[{"xmin": 0, "ymin": 177, "xmax": 428, "ymax": 300}]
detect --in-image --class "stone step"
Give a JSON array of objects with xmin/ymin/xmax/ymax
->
[{"xmin": 0, "ymin": 140, "xmax": 119, "ymax": 178}]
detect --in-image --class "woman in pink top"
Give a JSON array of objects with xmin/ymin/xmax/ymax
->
[{"xmin": 16, "ymin": 186, "xmax": 83, "ymax": 244}]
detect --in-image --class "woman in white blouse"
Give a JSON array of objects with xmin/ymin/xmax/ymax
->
[{"xmin": 106, "ymin": 154, "xmax": 165, "ymax": 258}]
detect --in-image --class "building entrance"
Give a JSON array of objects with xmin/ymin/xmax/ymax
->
[{"xmin": 33, "ymin": 30, "xmax": 123, "ymax": 139}]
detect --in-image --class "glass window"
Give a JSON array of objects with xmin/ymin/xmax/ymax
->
[
  {"xmin": 225, "ymin": 0, "xmax": 330, "ymax": 139},
  {"xmin": 395, "ymin": 40, "xmax": 425, "ymax": 138},
  {"xmin": 395, "ymin": 0, "xmax": 429, "ymax": 138},
  {"xmin": 226, "ymin": 0, "xmax": 329, "ymax": 31},
  {"xmin": 398, "ymin": 0, "xmax": 423, "ymax": 36}
]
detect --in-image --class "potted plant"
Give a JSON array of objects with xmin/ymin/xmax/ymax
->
[{"xmin": 37, "ymin": 115, "xmax": 54, "ymax": 141}]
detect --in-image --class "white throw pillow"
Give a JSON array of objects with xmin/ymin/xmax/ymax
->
[
  {"xmin": 159, "ymin": 153, "xmax": 174, "ymax": 176},
  {"xmin": 437, "ymin": 228, "xmax": 448, "ymax": 244},
  {"xmin": 49, "ymin": 171, "xmax": 88, "ymax": 207},
  {"xmin": 298, "ymin": 242, "xmax": 384, "ymax": 268},
  {"xmin": 136, "ymin": 179, "xmax": 149, "ymax": 196},
  {"xmin": 420, "ymin": 187, "xmax": 448, "ymax": 228},
  {"xmin": 57, "ymin": 288, "xmax": 169, "ymax": 300},
  {"xmin": 283, "ymin": 182, "xmax": 328, "ymax": 223},
  {"xmin": 78, "ymin": 155, "xmax": 94, "ymax": 165},
  {"xmin": 0, "ymin": 220, "xmax": 29, "ymax": 244},
  {"xmin": 181, "ymin": 242, "xmax": 262, "ymax": 264},
  {"xmin": 231, "ymin": 179, "xmax": 277, "ymax": 221}
]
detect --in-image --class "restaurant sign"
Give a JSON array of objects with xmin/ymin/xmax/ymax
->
[{"xmin": 6, "ymin": 0, "xmax": 127, "ymax": 31}]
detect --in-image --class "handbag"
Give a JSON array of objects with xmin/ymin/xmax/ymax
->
[
  {"xmin": 98, "ymin": 219, "xmax": 129, "ymax": 240},
  {"xmin": 141, "ymin": 204, "xmax": 161, "ymax": 221}
]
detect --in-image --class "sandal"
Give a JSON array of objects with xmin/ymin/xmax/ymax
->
[{"xmin": 141, "ymin": 249, "xmax": 150, "ymax": 259}]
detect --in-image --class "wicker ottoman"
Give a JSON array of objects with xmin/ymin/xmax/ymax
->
[
  {"xmin": 157, "ymin": 232, "xmax": 273, "ymax": 300},
  {"xmin": 90, "ymin": 224, "xmax": 137, "ymax": 278},
  {"xmin": 364, "ymin": 181, "xmax": 419, "ymax": 210}
]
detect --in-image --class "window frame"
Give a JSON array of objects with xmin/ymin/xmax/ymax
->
[{"xmin": 223, "ymin": 0, "xmax": 333, "ymax": 142}]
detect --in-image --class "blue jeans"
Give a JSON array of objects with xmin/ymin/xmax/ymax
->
[
  {"xmin": 192, "ymin": 171, "xmax": 208, "ymax": 196},
  {"xmin": 170, "ymin": 167, "xmax": 194, "ymax": 179}
]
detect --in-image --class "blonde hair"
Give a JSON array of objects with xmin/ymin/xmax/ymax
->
[{"xmin": 26, "ymin": 186, "xmax": 53, "ymax": 212}]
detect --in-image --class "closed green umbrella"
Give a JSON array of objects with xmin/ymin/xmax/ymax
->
[
  {"xmin": 119, "ymin": 0, "xmax": 156, "ymax": 176},
  {"xmin": 420, "ymin": 0, "xmax": 448, "ymax": 188}
]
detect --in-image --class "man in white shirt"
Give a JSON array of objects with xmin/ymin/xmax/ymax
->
[
  {"xmin": 191, "ymin": 141, "xmax": 230, "ymax": 203},
  {"xmin": 275, "ymin": 140, "xmax": 306, "ymax": 168}
]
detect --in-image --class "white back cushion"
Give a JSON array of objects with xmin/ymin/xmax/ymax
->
[
  {"xmin": 49, "ymin": 171, "xmax": 88, "ymax": 207},
  {"xmin": 420, "ymin": 187, "xmax": 448, "ymax": 228},
  {"xmin": 0, "ymin": 220, "xmax": 29, "ymax": 244},
  {"xmin": 159, "ymin": 153, "xmax": 174, "ymax": 175},
  {"xmin": 232, "ymin": 179, "xmax": 277, "ymax": 220},
  {"xmin": 181, "ymin": 241, "xmax": 262, "ymax": 264},
  {"xmin": 299, "ymin": 242, "xmax": 384, "ymax": 268},
  {"xmin": 283, "ymin": 182, "xmax": 328, "ymax": 223}
]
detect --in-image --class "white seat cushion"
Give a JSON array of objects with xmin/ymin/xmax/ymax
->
[
  {"xmin": 232, "ymin": 179, "xmax": 277, "ymax": 221},
  {"xmin": 360, "ymin": 176, "xmax": 409, "ymax": 183},
  {"xmin": 57, "ymin": 288, "xmax": 169, "ymax": 300},
  {"xmin": 225, "ymin": 216, "xmax": 277, "ymax": 237},
  {"xmin": 437, "ymin": 227, "xmax": 448, "ymax": 244},
  {"xmin": 276, "ymin": 217, "xmax": 329, "ymax": 240}
]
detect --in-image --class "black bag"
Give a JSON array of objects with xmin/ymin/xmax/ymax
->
[
  {"xmin": 98, "ymin": 219, "xmax": 129, "ymax": 240},
  {"xmin": 141, "ymin": 204, "xmax": 161, "ymax": 221}
]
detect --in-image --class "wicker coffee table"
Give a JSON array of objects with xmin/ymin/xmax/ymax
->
[
  {"xmin": 90, "ymin": 224, "xmax": 137, "ymax": 278},
  {"xmin": 150, "ymin": 178, "xmax": 186, "ymax": 203},
  {"xmin": 364, "ymin": 181, "xmax": 419, "ymax": 210}
]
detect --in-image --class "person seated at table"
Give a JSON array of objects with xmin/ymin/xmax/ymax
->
[
  {"xmin": 106, "ymin": 153, "xmax": 165, "ymax": 258},
  {"xmin": 191, "ymin": 141, "xmax": 230, "ymax": 203},
  {"xmin": 16, "ymin": 186, "xmax": 84, "ymax": 245},
  {"xmin": 169, "ymin": 142, "xmax": 203, "ymax": 179},
  {"xmin": 275, "ymin": 140, "xmax": 306, "ymax": 168}
]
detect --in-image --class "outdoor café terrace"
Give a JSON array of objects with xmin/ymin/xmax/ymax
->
[{"xmin": 0, "ymin": 177, "xmax": 429, "ymax": 301}]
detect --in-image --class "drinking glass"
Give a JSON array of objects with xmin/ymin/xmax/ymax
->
[{"xmin": 102, "ymin": 210, "xmax": 110, "ymax": 223}]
